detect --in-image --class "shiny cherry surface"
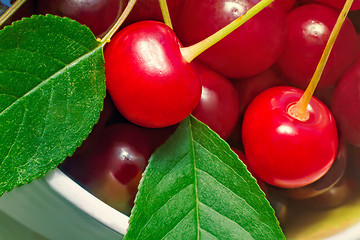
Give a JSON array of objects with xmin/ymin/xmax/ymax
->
[
  {"xmin": 105, "ymin": 21, "xmax": 202, "ymax": 128},
  {"xmin": 191, "ymin": 61, "xmax": 240, "ymax": 139},
  {"xmin": 331, "ymin": 58, "xmax": 360, "ymax": 146},
  {"xmin": 176, "ymin": 0, "xmax": 287, "ymax": 78},
  {"xmin": 277, "ymin": 4, "xmax": 359, "ymax": 89},
  {"xmin": 242, "ymin": 86, "xmax": 338, "ymax": 188},
  {"xmin": 37, "ymin": 0, "xmax": 124, "ymax": 37}
]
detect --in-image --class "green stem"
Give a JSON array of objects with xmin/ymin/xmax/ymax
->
[
  {"xmin": 289, "ymin": 0, "xmax": 355, "ymax": 121},
  {"xmin": 0, "ymin": 0, "xmax": 28, "ymax": 28},
  {"xmin": 180, "ymin": 0, "xmax": 274, "ymax": 63},
  {"xmin": 100, "ymin": 0, "xmax": 137, "ymax": 44},
  {"xmin": 159, "ymin": 0, "xmax": 173, "ymax": 29}
]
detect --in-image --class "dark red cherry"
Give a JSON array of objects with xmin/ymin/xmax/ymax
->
[
  {"xmin": 191, "ymin": 61, "xmax": 240, "ymax": 139},
  {"xmin": 299, "ymin": 0, "xmax": 360, "ymax": 10},
  {"xmin": 272, "ymin": 0, "xmax": 296, "ymax": 12},
  {"xmin": 122, "ymin": 0, "xmax": 185, "ymax": 26},
  {"xmin": 331, "ymin": 57, "xmax": 360, "ymax": 146},
  {"xmin": 277, "ymin": 4, "xmax": 360, "ymax": 89},
  {"xmin": 242, "ymin": 86, "xmax": 338, "ymax": 188},
  {"xmin": 104, "ymin": 21, "xmax": 202, "ymax": 128},
  {"xmin": 63, "ymin": 123, "xmax": 151, "ymax": 185},
  {"xmin": 37, "ymin": 0, "xmax": 126, "ymax": 37},
  {"xmin": 176, "ymin": 0, "xmax": 287, "ymax": 78}
]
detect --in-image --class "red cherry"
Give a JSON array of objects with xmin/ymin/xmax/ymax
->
[
  {"xmin": 175, "ymin": 0, "xmax": 287, "ymax": 78},
  {"xmin": 242, "ymin": 86, "xmax": 338, "ymax": 188},
  {"xmin": 123, "ymin": 0, "xmax": 185, "ymax": 26},
  {"xmin": 331, "ymin": 57, "xmax": 360, "ymax": 146},
  {"xmin": 191, "ymin": 61, "xmax": 240, "ymax": 139},
  {"xmin": 234, "ymin": 66, "xmax": 287, "ymax": 116},
  {"xmin": 277, "ymin": 4, "xmax": 360, "ymax": 89},
  {"xmin": 104, "ymin": 21, "xmax": 202, "ymax": 128},
  {"xmin": 272, "ymin": 0, "xmax": 296, "ymax": 12},
  {"xmin": 36, "ymin": 0, "xmax": 125, "ymax": 37},
  {"xmin": 299, "ymin": 0, "xmax": 360, "ymax": 10}
]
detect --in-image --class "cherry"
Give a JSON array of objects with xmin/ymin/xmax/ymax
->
[
  {"xmin": 36, "ymin": 0, "xmax": 126, "ymax": 37},
  {"xmin": 105, "ymin": 1, "xmax": 275, "ymax": 128},
  {"xmin": 277, "ymin": 4, "xmax": 360, "ymax": 89},
  {"xmin": 233, "ymin": 66, "xmax": 287, "ymax": 117},
  {"xmin": 175, "ymin": 0, "xmax": 287, "ymax": 78},
  {"xmin": 242, "ymin": 86, "xmax": 338, "ymax": 188},
  {"xmin": 122, "ymin": 0, "xmax": 185, "ymax": 27},
  {"xmin": 104, "ymin": 21, "xmax": 202, "ymax": 128},
  {"xmin": 191, "ymin": 61, "xmax": 240, "ymax": 139},
  {"xmin": 300, "ymin": 0, "xmax": 360, "ymax": 10},
  {"xmin": 331, "ymin": 57, "xmax": 360, "ymax": 146},
  {"xmin": 63, "ymin": 123, "xmax": 151, "ymax": 185},
  {"xmin": 273, "ymin": 0, "xmax": 296, "ymax": 12}
]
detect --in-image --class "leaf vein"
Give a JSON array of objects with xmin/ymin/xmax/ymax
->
[
  {"xmin": 160, "ymin": 208, "xmax": 194, "ymax": 240},
  {"xmin": 136, "ymin": 183, "xmax": 194, "ymax": 240},
  {"xmin": 0, "ymin": 44, "xmax": 104, "ymax": 117},
  {"xmin": 189, "ymin": 118, "xmax": 200, "ymax": 240}
]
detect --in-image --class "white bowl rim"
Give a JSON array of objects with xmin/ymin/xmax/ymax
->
[{"xmin": 45, "ymin": 168, "xmax": 129, "ymax": 235}]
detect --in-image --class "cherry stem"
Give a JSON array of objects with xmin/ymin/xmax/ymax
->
[
  {"xmin": 0, "ymin": 0, "xmax": 28, "ymax": 28},
  {"xmin": 100, "ymin": 0, "xmax": 137, "ymax": 44},
  {"xmin": 180, "ymin": 0, "xmax": 274, "ymax": 63},
  {"xmin": 159, "ymin": 0, "xmax": 173, "ymax": 29},
  {"xmin": 289, "ymin": 0, "xmax": 355, "ymax": 121}
]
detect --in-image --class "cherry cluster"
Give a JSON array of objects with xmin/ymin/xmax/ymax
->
[{"xmin": 27, "ymin": 0, "xmax": 360, "ymax": 228}]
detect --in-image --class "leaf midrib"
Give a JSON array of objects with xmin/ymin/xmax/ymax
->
[
  {"xmin": 0, "ymin": 42, "xmax": 104, "ymax": 116},
  {"xmin": 189, "ymin": 117, "xmax": 200, "ymax": 240}
]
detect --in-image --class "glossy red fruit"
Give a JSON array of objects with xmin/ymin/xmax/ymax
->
[
  {"xmin": 299, "ymin": 0, "xmax": 360, "ymax": 10},
  {"xmin": 242, "ymin": 86, "xmax": 338, "ymax": 188},
  {"xmin": 191, "ymin": 61, "xmax": 240, "ymax": 139},
  {"xmin": 331, "ymin": 58, "xmax": 360, "ymax": 146},
  {"xmin": 63, "ymin": 123, "xmax": 151, "ymax": 185},
  {"xmin": 176, "ymin": 0, "xmax": 287, "ymax": 78},
  {"xmin": 105, "ymin": 21, "xmax": 202, "ymax": 128},
  {"xmin": 234, "ymin": 66, "xmax": 287, "ymax": 116},
  {"xmin": 272, "ymin": 0, "xmax": 296, "ymax": 12},
  {"xmin": 37, "ymin": 0, "xmax": 125, "ymax": 37},
  {"xmin": 277, "ymin": 4, "xmax": 360, "ymax": 89},
  {"xmin": 122, "ymin": 0, "xmax": 185, "ymax": 26}
]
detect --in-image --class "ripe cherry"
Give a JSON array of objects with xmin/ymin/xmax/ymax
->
[
  {"xmin": 191, "ymin": 61, "xmax": 240, "ymax": 139},
  {"xmin": 299, "ymin": 0, "xmax": 360, "ymax": 10},
  {"xmin": 61, "ymin": 123, "xmax": 151, "ymax": 213},
  {"xmin": 234, "ymin": 66, "xmax": 287, "ymax": 117},
  {"xmin": 331, "ymin": 57, "xmax": 360, "ymax": 146},
  {"xmin": 37, "ymin": 0, "xmax": 126, "ymax": 37},
  {"xmin": 277, "ymin": 4, "xmax": 359, "ymax": 89},
  {"xmin": 105, "ymin": 1, "xmax": 275, "ymax": 128},
  {"xmin": 104, "ymin": 21, "xmax": 202, "ymax": 128},
  {"xmin": 122, "ymin": 0, "xmax": 185, "ymax": 26},
  {"xmin": 175, "ymin": 0, "xmax": 287, "ymax": 78},
  {"xmin": 242, "ymin": 86, "xmax": 338, "ymax": 188}
]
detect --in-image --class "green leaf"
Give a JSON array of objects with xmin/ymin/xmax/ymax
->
[
  {"xmin": 0, "ymin": 15, "xmax": 106, "ymax": 196},
  {"xmin": 124, "ymin": 115, "xmax": 285, "ymax": 239}
]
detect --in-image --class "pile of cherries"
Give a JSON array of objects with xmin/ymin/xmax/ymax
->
[{"xmin": 5, "ymin": 0, "xmax": 360, "ymax": 231}]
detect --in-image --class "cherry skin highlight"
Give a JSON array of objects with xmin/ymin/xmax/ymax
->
[
  {"xmin": 176, "ymin": 0, "xmax": 287, "ymax": 78},
  {"xmin": 277, "ymin": 4, "xmax": 360, "ymax": 89},
  {"xmin": 191, "ymin": 61, "xmax": 240, "ymax": 139},
  {"xmin": 105, "ymin": 21, "xmax": 202, "ymax": 128},
  {"xmin": 242, "ymin": 86, "xmax": 338, "ymax": 188}
]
